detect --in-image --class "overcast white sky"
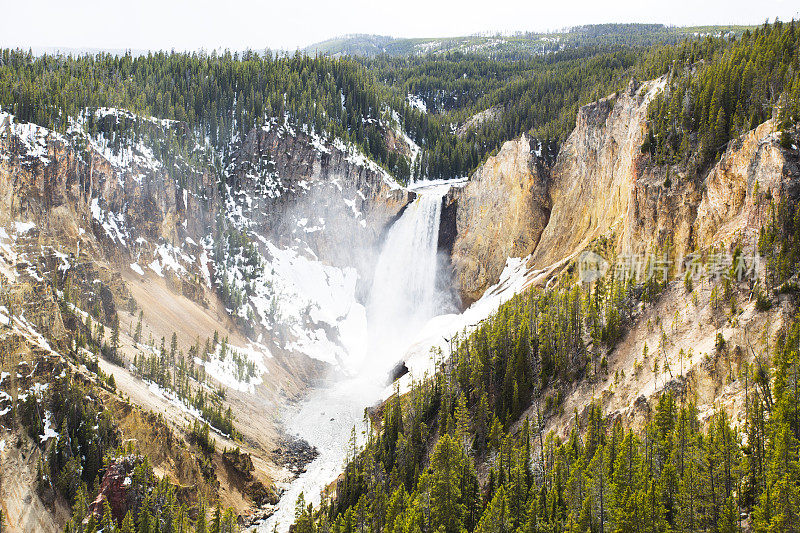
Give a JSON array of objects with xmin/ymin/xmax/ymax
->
[{"xmin": 1, "ymin": 0, "xmax": 798, "ymax": 52}]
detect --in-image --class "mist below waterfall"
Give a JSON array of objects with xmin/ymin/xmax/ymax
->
[
  {"xmin": 256, "ymin": 184, "xmax": 456, "ymax": 533},
  {"xmin": 364, "ymin": 185, "xmax": 455, "ymax": 377}
]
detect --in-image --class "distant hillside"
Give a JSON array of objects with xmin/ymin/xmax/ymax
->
[
  {"xmin": 303, "ymin": 23, "xmax": 752, "ymax": 58},
  {"xmin": 302, "ymin": 34, "xmax": 403, "ymax": 57}
]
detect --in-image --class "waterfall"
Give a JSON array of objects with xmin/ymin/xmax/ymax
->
[
  {"xmin": 257, "ymin": 185, "xmax": 455, "ymax": 533},
  {"xmin": 365, "ymin": 185, "xmax": 452, "ymax": 374}
]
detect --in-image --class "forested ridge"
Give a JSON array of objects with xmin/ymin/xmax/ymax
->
[
  {"xmin": 304, "ymin": 24, "xmax": 751, "ymax": 60},
  {"xmin": 2, "ymin": 20, "xmax": 797, "ymax": 183},
  {"xmin": 0, "ymin": 50, "xmax": 420, "ymax": 181},
  {"xmin": 365, "ymin": 46, "xmax": 641, "ymax": 165},
  {"xmin": 366, "ymin": 21, "xmax": 799, "ymax": 177},
  {"xmin": 644, "ymin": 20, "xmax": 800, "ymax": 172}
]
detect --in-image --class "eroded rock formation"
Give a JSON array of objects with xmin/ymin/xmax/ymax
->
[
  {"xmin": 449, "ymin": 135, "xmax": 554, "ymax": 304},
  {"xmin": 448, "ymin": 77, "xmax": 800, "ymax": 303}
]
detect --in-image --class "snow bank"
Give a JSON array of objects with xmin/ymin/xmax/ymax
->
[
  {"xmin": 40, "ymin": 411, "xmax": 58, "ymax": 443},
  {"xmin": 14, "ymin": 221, "xmax": 36, "ymax": 234},
  {"xmin": 264, "ymin": 242, "xmax": 367, "ymax": 370},
  {"xmin": 198, "ymin": 342, "xmax": 270, "ymax": 394},
  {"xmin": 407, "ymin": 94, "xmax": 427, "ymax": 113},
  {"xmin": 91, "ymin": 198, "xmax": 129, "ymax": 245}
]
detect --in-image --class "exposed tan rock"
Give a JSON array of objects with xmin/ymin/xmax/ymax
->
[
  {"xmin": 534, "ymin": 81, "xmax": 800, "ymax": 272},
  {"xmin": 449, "ymin": 76, "xmax": 800, "ymax": 303},
  {"xmin": 531, "ymin": 78, "xmax": 665, "ymax": 268},
  {"xmin": 694, "ymin": 119, "xmax": 799, "ymax": 248},
  {"xmin": 618, "ymin": 165, "xmax": 700, "ymax": 260},
  {"xmin": 450, "ymin": 134, "xmax": 551, "ymax": 304},
  {"xmin": 448, "ymin": 78, "xmax": 668, "ymax": 303}
]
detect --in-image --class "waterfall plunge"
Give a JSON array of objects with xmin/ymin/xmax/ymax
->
[
  {"xmin": 257, "ymin": 185, "xmax": 456, "ymax": 533},
  {"xmin": 365, "ymin": 186, "xmax": 453, "ymax": 376}
]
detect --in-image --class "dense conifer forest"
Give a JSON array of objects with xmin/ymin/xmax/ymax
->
[
  {"xmin": 2, "ymin": 21, "xmax": 797, "ymax": 182},
  {"xmin": 644, "ymin": 21, "xmax": 800, "ymax": 171},
  {"xmin": 303, "ymin": 24, "xmax": 751, "ymax": 59}
]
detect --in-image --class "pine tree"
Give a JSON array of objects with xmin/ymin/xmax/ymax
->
[
  {"xmin": 170, "ymin": 332, "xmax": 178, "ymax": 364},
  {"xmin": 426, "ymin": 435, "xmax": 465, "ymax": 533},
  {"xmin": 454, "ymin": 393, "xmax": 471, "ymax": 452},
  {"xmin": 121, "ymin": 512, "xmax": 136, "ymax": 533},
  {"xmin": 137, "ymin": 503, "xmax": 152, "ymax": 533},
  {"xmin": 100, "ymin": 499, "xmax": 114, "ymax": 532},
  {"xmin": 475, "ymin": 486, "xmax": 512, "ymax": 533},
  {"xmin": 210, "ymin": 506, "xmax": 222, "ymax": 533},
  {"xmin": 196, "ymin": 501, "xmax": 208, "ymax": 533}
]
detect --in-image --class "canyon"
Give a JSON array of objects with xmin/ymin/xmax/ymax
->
[{"xmin": 1, "ymin": 68, "xmax": 798, "ymax": 532}]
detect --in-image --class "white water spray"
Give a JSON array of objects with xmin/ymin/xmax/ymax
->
[
  {"xmin": 364, "ymin": 186, "xmax": 451, "ymax": 375},
  {"xmin": 256, "ymin": 185, "xmax": 454, "ymax": 533}
]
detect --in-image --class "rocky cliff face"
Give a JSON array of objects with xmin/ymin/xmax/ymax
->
[
  {"xmin": 448, "ymin": 78, "xmax": 799, "ymax": 302},
  {"xmin": 694, "ymin": 120, "xmax": 800, "ymax": 248},
  {"xmin": 617, "ymin": 119, "xmax": 800, "ymax": 262},
  {"xmin": 530, "ymin": 78, "xmax": 666, "ymax": 268},
  {"xmin": 226, "ymin": 121, "xmax": 408, "ymax": 287},
  {"xmin": 449, "ymin": 135, "xmax": 554, "ymax": 305},
  {"xmin": 0, "ymin": 110, "xmax": 410, "ymax": 328},
  {"xmin": 0, "ymin": 111, "xmax": 224, "ymax": 315},
  {"xmin": 447, "ymin": 78, "xmax": 665, "ymax": 302}
]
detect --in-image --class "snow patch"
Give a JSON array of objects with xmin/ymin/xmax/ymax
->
[
  {"xmin": 54, "ymin": 250, "xmax": 70, "ymax": 272},
  {"xmin": 407, "ymin": 94, "xmax": 427, "ymax": 113},
  {"xmin": 198, "ymin": 343, "xmax": 269, "ymax": 393},
  {"xmin": 91, "ymin": 198, "xmax": 129, "ymax": 245},
  {"xmin": 14, "ymin": 221, "xmax": 36, "ymax": 234},
  {"xmin": 148, "ymin": 259, "xmax": 163, "ymax": 277},
  {"xmin": 264, "ymin": 242, "xmax": 367, "ymax": 370},
  {"xmin": 40, "ymin": 411, "xmax": 58, "ymax": 443}
]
